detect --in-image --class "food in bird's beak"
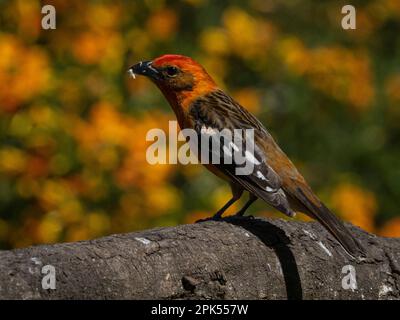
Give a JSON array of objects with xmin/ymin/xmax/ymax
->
[
  {"xmin": 127, "ymin": 69, "xmax": 136, "ymax": 79},
  {"xmin": 127, "ymin": 61, "xmax": 160, "ymax": 80}
]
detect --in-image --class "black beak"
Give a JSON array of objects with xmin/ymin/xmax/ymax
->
[{"xmin": 127, "ymin": 60, "xmax": 160, "ymax": 80}]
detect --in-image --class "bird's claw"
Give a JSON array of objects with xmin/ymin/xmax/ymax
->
[
  {"xmin": 195, "ymin": 213, "xmax": 255, "ymax": 224},
  {"xmin": 195, "ymin": 214, "xmax": 223, "ymax": 223}
]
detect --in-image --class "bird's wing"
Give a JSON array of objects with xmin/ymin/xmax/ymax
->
[
  {"xmin": 189, "ymin": 89, "xmax": 365, "ymax": 257},
  {"xmin": 189, "ymin": 90, "xmax": 295, "ymax": 217}
]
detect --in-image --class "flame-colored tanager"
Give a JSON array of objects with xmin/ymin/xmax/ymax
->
[{"xmin": 128, "ymin": 54, "xmax": 365, "ymax": 258}]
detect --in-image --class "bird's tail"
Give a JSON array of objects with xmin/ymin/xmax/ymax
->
[
  {"xmin": 292, "ymin": 187, "xmax": 366, "ymax": 259},
  {"xmin": 307, "ymin": 202, "xmax": 366, "ymax": 259}
]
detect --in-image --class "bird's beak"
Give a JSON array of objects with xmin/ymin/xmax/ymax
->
[{"xmin": 127, "ymin": 60, "xmax": 160, "ymax": 80}]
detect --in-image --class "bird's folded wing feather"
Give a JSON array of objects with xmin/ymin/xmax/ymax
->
[
  {"xmin": 189, "ymin": 89, "xmax": 365, "ymax": 257},
  {"xmin": 189, "ymin": 90, "xmax": 295, "ymax": 217}
]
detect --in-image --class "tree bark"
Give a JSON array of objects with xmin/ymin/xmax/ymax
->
[{"xmin": 0, "ymin": 217, "xmax": 399, "ymax": 300}]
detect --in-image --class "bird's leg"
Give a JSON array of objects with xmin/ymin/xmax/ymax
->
[
  {"xmin": 197, "ymin": 184, "xmax": 243, "ymax": 222},
  {"xmin": 211, "ymin": 196, "xmax": 240, "ymax": 220},
  {"xmin": 211, "ymin": 184, "xmax": 244, "ymax": 220},
  {"xmin": 234, "ymin": 193, "xmax": 257, "ymax": 217}
]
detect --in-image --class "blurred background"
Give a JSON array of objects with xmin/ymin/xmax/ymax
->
[{"xmin": 0, "ymin": 0, "xmax": 399, "ymax": 249}]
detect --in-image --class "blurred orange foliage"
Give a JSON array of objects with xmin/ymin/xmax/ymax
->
[
  {"xmin": 0, "ymin": 0, "xmax": 399, "ymax": 249},
  {"xmin": 331, "ymin": 182, "xmax": 377, "ymax": 232}
]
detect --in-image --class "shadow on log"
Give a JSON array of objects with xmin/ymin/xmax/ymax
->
[{"xmin": 0, "ymin": 217, "xmax": 399, "ymax": 299}]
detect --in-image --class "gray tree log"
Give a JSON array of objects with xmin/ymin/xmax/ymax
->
[{"xmin": 0, "ymin": 217, "xmax": 399, "ymax": 299}]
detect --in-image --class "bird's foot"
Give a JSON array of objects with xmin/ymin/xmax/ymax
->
[
  {"xmin": 195, "ymin": 212, "xmax": 255, "ymax": 223},
  {"xmin": 195, "ymin": 213, "xmax": 223, "ymax": 223}
]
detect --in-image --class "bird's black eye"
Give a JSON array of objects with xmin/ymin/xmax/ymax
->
[{"xmin": 165, "ymin": 66, "xmax": 179, "ymax": 77}]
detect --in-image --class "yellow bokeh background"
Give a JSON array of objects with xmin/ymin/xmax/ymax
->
[{"xmin": 0, "ymin": 0, "xmax": 399, "ymax": 248}]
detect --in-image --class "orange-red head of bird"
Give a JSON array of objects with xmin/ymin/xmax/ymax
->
[{"xmin": 128, "ymin": 54, "xmax": 217, "ymax": 114}]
